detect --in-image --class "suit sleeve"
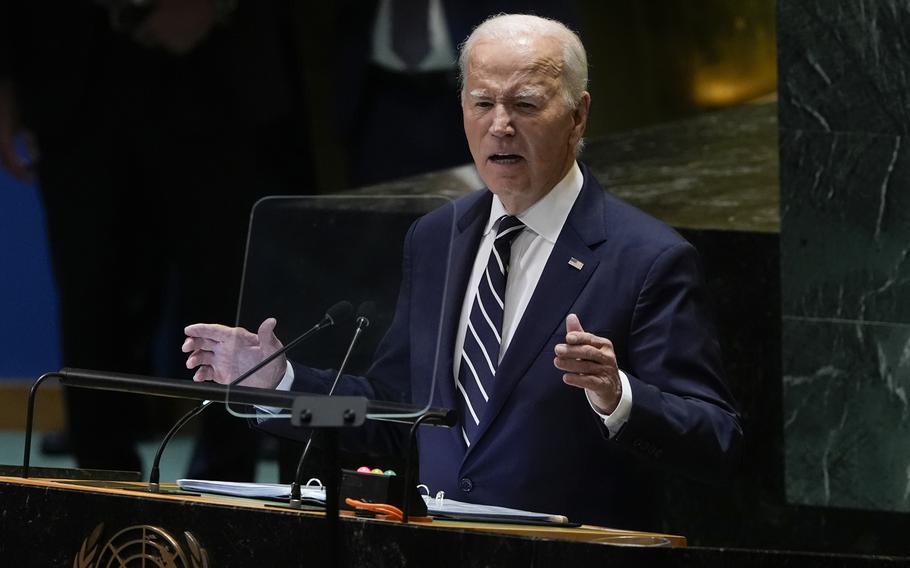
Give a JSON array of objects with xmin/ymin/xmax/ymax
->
[{"xmin": 613, "ymin": 241, "xmax": 743, "ymax": 482}]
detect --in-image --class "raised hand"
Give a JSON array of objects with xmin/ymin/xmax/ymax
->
[
  {"xmin": 182, "ymin": 317, "xmax": 287, "ymax": 389},
  {"xmin": 554, "ymin": 313, "xmax": 622, "ymax": 414}
]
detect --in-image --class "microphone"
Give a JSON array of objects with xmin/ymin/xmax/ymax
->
[
  {"xmin": 288, "ymin": 301, "xmax": 374, "ymax": 507},
  {"xmin": 228, "ymin": 300, "xmax": 354, "ymax": 389},
  {"xmin": 148, "ymin": 300, "xmax": 353, "ymax": 493}
]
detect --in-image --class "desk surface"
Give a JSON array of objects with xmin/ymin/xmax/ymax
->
[
  {"xmin": 4, "ymin": 475, "xmax": 910, "ymax": 567},
  {"xmin": 0, "ymin": 475, "xmax": 685, "ymax": 546}
]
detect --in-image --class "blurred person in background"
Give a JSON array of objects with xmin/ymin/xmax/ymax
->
[
  {"xmin": 336, "ymin": 0, "xmax": 577, "ymax": 186},
  {"xmin": 0, "ymin": 0, "xmax": 314, "ymax": 479}
]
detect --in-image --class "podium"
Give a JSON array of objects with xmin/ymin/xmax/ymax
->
[
  {"xmin": 3, "ymin": 476, "xmax": 905, "ymax": 567},
  {"xmin": 0, "ymin": 476, "xmax": 691, "ymax": 566}
]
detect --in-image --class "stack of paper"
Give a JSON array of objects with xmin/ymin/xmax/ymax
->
[
  {"xmin": 177, "ymin": 479, "xmax": 326, "ymax": 501},
  {"xmin": 176, "ymin": 479, "xmax": 569, "ymax": 524}
]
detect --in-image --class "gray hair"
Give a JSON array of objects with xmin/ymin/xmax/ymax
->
[{"xmin": 457, "ymin": 14, "xmax": 589, "ymax": 110}]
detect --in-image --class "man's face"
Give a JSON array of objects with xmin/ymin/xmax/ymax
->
[{"xmin": 462, "ymin": 35, "xmax": 590, "ymax": 214}]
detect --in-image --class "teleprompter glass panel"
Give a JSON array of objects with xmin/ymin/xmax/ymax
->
[{"xmin": 222, "ymin": 194, "xmax": 455, "ymax": 423}]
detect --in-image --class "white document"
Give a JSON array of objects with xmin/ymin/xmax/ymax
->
[
  {"xmin": 177, "ymin": 479, "xmax": 326, "ymax": 501},
  {"xmin": 176, "ymin": 479, "xmax": 568, "ymax": 524},
  {"xmin": 424, "ymin": 496, "xmax": 569, "ymax": 524}
]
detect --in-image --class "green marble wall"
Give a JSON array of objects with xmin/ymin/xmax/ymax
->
[{"xmin": 779, "ymin": 0, "xmax": 910, "ymax": 512}]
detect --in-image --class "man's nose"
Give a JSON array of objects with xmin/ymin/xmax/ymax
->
[{"xmin": 489, "ymin": 104, "xmax": 515, "ymax": 137}]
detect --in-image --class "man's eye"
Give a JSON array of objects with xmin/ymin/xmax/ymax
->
[
  {"xmin": 476, "ymin": 101, "xmax": 494, "ymax": 109},
  {"xmin": 516, "ymin": 101, "xmax": 536, "ymax": 110}
]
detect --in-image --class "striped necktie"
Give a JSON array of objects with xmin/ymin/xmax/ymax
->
[{"xmin": 456, "ymin": 215, "xmax": 525, "ymax": 446}]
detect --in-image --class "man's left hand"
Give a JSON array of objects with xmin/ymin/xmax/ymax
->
[{"xmin": 554, "ymin": 314, "xmax": 622, "ymax": 414}]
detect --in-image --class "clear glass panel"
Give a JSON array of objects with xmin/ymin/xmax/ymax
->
[{"xmin": 221, "ymin": 194, "xmax": 455, "ymax": 422}]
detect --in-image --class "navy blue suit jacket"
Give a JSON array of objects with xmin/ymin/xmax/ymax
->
[{"xmin": 284, "ymin": 163, "xmax": 742, "ymax": 529}]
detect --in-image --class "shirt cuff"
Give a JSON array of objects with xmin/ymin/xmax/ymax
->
[
  {"xmin": 254, "ymin": 362, "xmax": 295, "ymax": 421},
  {"xmin": 586, "ymin": 369, "xmax": 632, "ymax": 438},
  {"xmin": 276, "ymin": 362, "xmax": 295, "ymax": 391}
]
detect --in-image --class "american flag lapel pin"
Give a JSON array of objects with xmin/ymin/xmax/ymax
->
[{"xmin": 568, "ymin": 257, "xmax": 584, "ymax": 270}]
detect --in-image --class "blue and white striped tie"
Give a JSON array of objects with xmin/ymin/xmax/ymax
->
[{"xmin": 457, "ymin": 215, "xmax": 525, "ymax": 446}]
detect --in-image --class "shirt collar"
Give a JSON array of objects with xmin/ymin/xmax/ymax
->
[{"xmin": 485, "ymin": 161, "xmax": 584, "ymax": 242}]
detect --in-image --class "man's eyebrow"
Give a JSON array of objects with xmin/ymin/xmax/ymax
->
[
  {"xmin": 515, "ymin": 86, "xmax": 544, "ymax": 99},
  {"xmin": 468, "ymin": 89, "xmax": 491, "ymax": 99}
]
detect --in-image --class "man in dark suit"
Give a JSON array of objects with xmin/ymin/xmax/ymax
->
[{"xmin": 183, "ymin": 13, "xmax": 741, "ymax": 529}]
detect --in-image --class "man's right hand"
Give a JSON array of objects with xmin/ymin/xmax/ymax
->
[{"xmin": 183, "ymin": 318, "xmax": 287, "ymax": 389}]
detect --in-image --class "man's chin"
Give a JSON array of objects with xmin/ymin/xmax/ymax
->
[
  {"xmin": 481, "ymin": 172, "xmax": 527, "ymax": 194},
  {"xmin": 487, "ymin": 183, "xmax": 537, "ymax": 212},
  {"xmin": 486, "ymin": 182, "xmax": 522, "ymax": 197}
]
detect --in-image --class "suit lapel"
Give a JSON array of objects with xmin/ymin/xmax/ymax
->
[
  {"xmin": 432, "ymin": 191, "xmax": 491, "ymax": 447},
  {"xmin": 465, "ymin": 166, "xmax": 609, "ymax": 455}
]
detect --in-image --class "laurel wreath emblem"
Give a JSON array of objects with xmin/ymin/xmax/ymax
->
[
  {"xmin": 74, "ymin": 523, "xmax": 104, "ymax": 568},
  {"xmin": 73, "ymin": 524, "xmax": 208, "ymax": 567}
]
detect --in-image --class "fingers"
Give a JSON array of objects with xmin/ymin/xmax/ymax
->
[
  {"xmin": 554, "ymin": 316, "xmax": 619, "ymax": 381},
  {"xmin": 185, "ymin": 348, "xmax": 216, "ymax": 370},
  {"xmin": 555, "ymin": 341, "xmax": 614, "ymax": 363},
  {"xmin": 184, "ymin": 322, "xmax": 257, "ymax": 343},
  {"xmin": 563, "ymin": 313, "xmax": 612, "ymax": 348},
  {"xmin": 565, "ymin": 330, "xmax": 612, "ymax": 349},
  {"xmin": 181, "ymin": 335, "xmax": 220, "ymax": 353},
  {"xmin": 563, "ymin": 315, "xmax": 612, "ymax": 349},
  {"xmin": 192, "ymin": 365, "xmax": 215, "ymax": 382},
  {"xmin": 565, "ymin": 313, "xmax": 584, "ymax": 334},
  {"xmin": 183, "ymin": 323, "xmax": 256, "ymax": 381},
  {"xmin": 183, "ymin": 319, "xmax": 280, "ymax": 386},
  {"xmin": 256, "ymin": 317, "xmax": 278, "ymax": 346},
  {"xmin": 558, "ymin": 315, "xmax": 621, "ymax": 413},
  {"xmin": 553, "ymin": 354, "xmax": 617, "ymax": 377},
  {"xmin": 562, "ymin": 372, "xmax": 610, "ymax": 392},
  {"xmin": 554, "ymin": 337, "xmax": 616, "ymax": 378}
]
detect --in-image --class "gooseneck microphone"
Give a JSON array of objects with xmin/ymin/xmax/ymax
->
[
  {"xmin": 148, "ymin": 300, "xmax": 354, "ymax": 492},
  {"xmin": 289, "ymin": 301, "xmax": 375, "ymax": 507}
]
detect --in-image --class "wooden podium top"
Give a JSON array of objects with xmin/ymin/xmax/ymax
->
[
  {"xmin": 5, "ymin": 475, "xmax": 904, "ymax": 567},
  {"xmin": 0, "ymin": 475, "xmax": 686, "ymax": 548}
]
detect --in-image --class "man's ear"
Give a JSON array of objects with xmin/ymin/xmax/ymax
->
[{"xmin": 570, "ymin": 92, "xmax": 591, "ymax": 146}]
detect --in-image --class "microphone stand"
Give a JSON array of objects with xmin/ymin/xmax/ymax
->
[
  {"xmin": 299, "ymin": 305, "xmax": 370, "ymax": 568},
  {"xmin": 22, "ymin": 372, "xmax": 63, "ymax": 479},
  {"xmin": 146, "ymin": 301, "xmax": 353, "ymax": 493},
  {"xmin": 288, "ymin": 309, "xmax": 371, "ymax": 508},
  {"xmin": 21, "ymin": 372, "xmax": 141, "ymax": 483},
  {"xmin": 147, "ymin": 404, "xmax": 208, "ymax": 493},
  {"xmin": 401, "ymin": 409, "xmax": 454, "ymax": 523}
]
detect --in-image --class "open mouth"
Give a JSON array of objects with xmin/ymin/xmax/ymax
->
[{"xmin": 489, "ymin": 153, "xmax": 524, "ymax": 164}]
